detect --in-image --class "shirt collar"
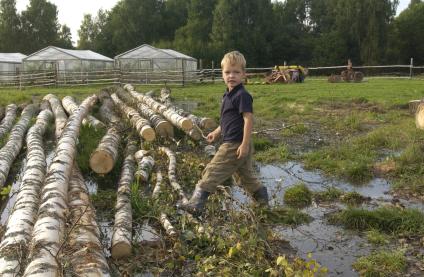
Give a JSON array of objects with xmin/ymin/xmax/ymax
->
[{"xmin": 224, "ymin": 83, "xmax": 244, "ymax": 96}]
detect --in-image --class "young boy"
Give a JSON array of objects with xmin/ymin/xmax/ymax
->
[{"xmin": 181, "ymin": 51, "xmax": 269, "ymax": 215}]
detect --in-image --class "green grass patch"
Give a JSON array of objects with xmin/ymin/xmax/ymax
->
[
  {"xmin": 261, "ymin": 207, "xmax": 312, "ymax": 226},
  {"xmin": 353, "ymin": 250, "xmax": 406, "ymax": 277},
  {"xmin": 313, "ymin": 187, "xmax": 343, "ymax": 202},
  {"xmin": 283, "ymin": 183, "xmax": 313, "ymax": 208},
  {"xmin": 340, "ymin": 191, "xmax": 368, "ymax": 206},
  {"xmin": 330, "ymin": 206, "xmax": 424, "ymax": 235},
  {"xmin": 252, "ymin": 136, "xmax": 273, "ymax": 151},
  {"xmin": 365, "ymin": 229, "xmax": 390, "ymax": 245},
  {"xmin": 254, "ymin": 144, "xmax": 289, "ymax": 163},
  {"xmin": 281, "ymin": 123, "xmax": 308, "ymax": 136}
]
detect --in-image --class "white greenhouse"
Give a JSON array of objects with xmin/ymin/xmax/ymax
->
[
  {"xmin": 115, "ymin": 44, "xmax": 197, "ymax": 84},
  {"xmin": 115, "ymin": 44, "xmax": 197, "ymax": 72},
  {"xmin": 22, "ymin": 46, "xmax": 114, "ymax": 72},
  {"xmin": 0, "ymin": 53, "xmax": 26, "ymax": 72}
]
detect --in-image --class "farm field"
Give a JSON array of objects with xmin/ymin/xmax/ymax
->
[{"xmin": 0, "ymin": 78, "xmax": 424, "ymax": 276}]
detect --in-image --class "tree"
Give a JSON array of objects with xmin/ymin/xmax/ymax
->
[
  {"xmin": 210, "ymin": 0, "xmax": 274, "ymax": 66},
  {"xmin": 57, "ymin": 24, "xmax": 73, "ymax": 49},
  {"xmin": 173, "ymin": 0, "xmax": 217, "ymax": 65},
  {"xmin": 0, "ymin": 0, "xmax": 21, "ymax": 52},
  {"xmin": 107, "ymin": 0, "xmax": 164, "ymax": 55},
  {"xmin": 391, "ymin": 2, "xmax": 424, "ymax": 64},
  {"xmin": 20, "ymin": 0, "xmax": 60, "ymax": 53}
]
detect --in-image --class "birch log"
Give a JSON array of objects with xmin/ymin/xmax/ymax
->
[
  {"xmin": 159, "ymin": 147, "xmax": 204, "ymax": 233},
  {"xmin": 111, "ymin": 93, "xmax": 155, "ymax": 141},
  {"xmin": 23, "ymin": 94, "xmax": 98, "ymax": 277},
  {"xmin": 0, "ymin": 108, "xmax": 52, "ymax": 276},
  {"xmin": 158, "ymin": 147, "xmax": 188, "ymax": 203},
  {"xmin": 134, "ymin": 150, "xmax": 154, "ymax": 182},
  {"xmin": 124, "ymin": 85, "xmax": 193, "ymax": 131},
  {"xmin": 159, "ymin": 87, "xmax": 216, "ymax": 130},
  {"xmin": 111, "ymin": 137, "xmax": 137, "ymax": 259},
  {"xmin": 51, "ymin": 94, "xmax": 111, "ymax": 276},
  {"xmin": 0, "ymin": 106, "xmax": 5, "ymax": 122},
  {"xmin": 62, "ymin": 96, "xmax": 105, "ymax": 129},
  {"xmin": 150, "ymin": 169, "xmax": 177, "ymax": 237},
  {"xmin": 43, "ymin": 94, "xmax": 67, "ymax": 138},
  {"xmin": 67, "ymin": 166, "xmax": 111, "ymax": 276},
  {"xmin": 415, "ymin": 102, "xmax": 424, "ymax": 130},
  {"xmin": 0, "ymin": 104, "xmax": 39, "ymax": 189},
  {"xmin": 89, "ymin": 91, "xmax": 124, "ymax": 174},
  {"xmin": 117, "ymin": 88, "xmax": 173, "ymax": 138},
  {"xmin": 0, "ymin": 103, "xmax": 18, "ymax": 140}
]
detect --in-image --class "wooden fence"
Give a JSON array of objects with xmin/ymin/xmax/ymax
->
[{"xmin": 0, "ymin": 63, "xmax": 423, "ymax": 89}]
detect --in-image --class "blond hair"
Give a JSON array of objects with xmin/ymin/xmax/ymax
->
[{"xmin": 221, "ymin": 51, "xmax": 246, "ymax": 70}]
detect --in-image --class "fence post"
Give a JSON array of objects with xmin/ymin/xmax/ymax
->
[
  {"xmin": 410, "ymin": 58, "xmax": 414, "ymax": 79},
  {"xmin": 182, "ymin": 61, "xmax": 185, "ymax": 86},
  {"xmin": 212, "ymin": 61, "xmax": 215, "ymax": 83}
]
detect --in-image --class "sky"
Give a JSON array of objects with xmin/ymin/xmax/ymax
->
[{"xmin": 16, "ymin": 0, "xmax": 411, "ymax": 46}]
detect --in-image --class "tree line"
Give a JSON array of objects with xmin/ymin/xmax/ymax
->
[{"xmin": 1, "ymin": 0, "xmax": 423, "ymax": 67}]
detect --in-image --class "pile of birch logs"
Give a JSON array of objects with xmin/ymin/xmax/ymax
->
[{"xmin": 0, "ymin": 84, "xmax": 216, "ymax": 276}]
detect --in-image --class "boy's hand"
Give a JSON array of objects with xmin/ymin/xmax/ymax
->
[
  {"xmin": 236, "ymin": 143, "xmax": 249, "ymax": 159},
  {"xmin": 207, "ymin": 130, "xmax": 219, "ymax": 143}
]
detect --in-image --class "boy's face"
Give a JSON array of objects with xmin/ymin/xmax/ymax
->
[{"xmin": 222, "ymin": 63, "xmax": 245, "ymax": 91}]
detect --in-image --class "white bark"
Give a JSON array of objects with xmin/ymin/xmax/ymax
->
[
  {"xmin": 111, "ymin": 93, "xmax": 155, "ymax": 141},
  {"xmin": 67, "ymin": 166, "xmax": 111, "ymax": 276},
  {"xmin": 90, "ymin": 92, "xmax": 124, "ymax": 174},
  {"xmin": 134, "ymin": 150, "xmax": 154, "ymax": 183},
  {"xmin": 151, "ymin": 170, "xmax": 163, "ymax": 199},
  {"xmin": 43, "ymin": 94, "xmax": 67, "ymax": 139},
  {"xmin": 62, "ymin": 96, "xmax": 105, "ymax": 129},
  {"xmin": 0, "ymin": 103, "xmax": 18, "ymax": 140},
  {"xmin": 23, "ymin": 94, "xmax": 98, "ymax": 277},
  {"xmin": 111, "ymin": 137, "xmax": 138, "ymax": 259},
  {"xmin": 158, "ymin": 147, "xmax": 188, "ymax": 203},
  {"xmin": 0, "ymin": 108, "xmax": 52, "ymax": 276},
  {"xmin": 0, "ymin": 104, "xmax": 39, "ymax": 189},
  {"xmin": 124, "ymin": 85, "xmax": 193, "ymax": 131}
]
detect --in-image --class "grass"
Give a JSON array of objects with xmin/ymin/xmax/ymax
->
[
  {"xmin": 283, "ymin": 183, "xmax": 313, "ymax": 208},
  {"xmin": 2, "ymin": 79, "xmax": 424, "ymax": 195},
  {"xmin": 313, "ymin": 187, "xmax": 343, "ymax": 202},
  {"xmin": 353, "ymin": 250, "xmax": 407, "ymax": 277},
  {"xmin": 2, "ymin": 79, "xmax": 424, "ymax": 275},
  {"xmin": 329, "ymin": 206, "xmax": 424, "ymax": 236}
]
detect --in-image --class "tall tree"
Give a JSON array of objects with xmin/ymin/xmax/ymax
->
[
  {"xmin": 210, "ymin": 0, "xmax": 274, "ymax": 66},
  {"xmin": 20, "ymin": 0, "xmax": 60, "ymax": 53},
  {"xmin": 391, "ymin": 1, "xmax": 424, "ymax": 64},
  {"xmin": 107, "ymin": 0, "xmax": 164, "ymax": 55},
  {"xmin": 56, "ymin": 24, "xmax": 73, "ymax": 49},
  {"xmin": 173, "ymin": 0, "xmax": 217, "ymax": 65},
  {"xmin": 0, "ymin": 0, "xmax": 21, "ymax": 52}
]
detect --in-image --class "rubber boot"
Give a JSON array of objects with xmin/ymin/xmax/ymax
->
[
  {"xmin": 180, "ymin": 187, "xmax": 210, "ymax": 216},
  {"xmin": 252, "ymin": 186, "xmax": 269, "ymax": 207}
]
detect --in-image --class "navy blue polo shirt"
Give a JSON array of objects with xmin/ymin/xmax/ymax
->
[{"xmin": 220, "ymin": 83, "xmax": 253, "ymax": 142}]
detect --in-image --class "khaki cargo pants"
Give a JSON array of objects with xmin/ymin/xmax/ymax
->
[{"xmin": 197, "ymin": 142, "xmax": 262, "ymax": 194}]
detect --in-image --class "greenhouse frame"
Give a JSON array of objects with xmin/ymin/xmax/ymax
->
[
  {"xmin": 115, "ymin": 44, "xmax": 197, "ymax": 73},
  {"xmin": 22, "ymin": 46, "xmax": 114, "ymax": 72},
  {"xmin": 0, "ymin": 53, "xmax": 27, "ymax": 72}
]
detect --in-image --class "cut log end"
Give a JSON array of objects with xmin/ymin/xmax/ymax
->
[
  {"xmin": 140, "ymin": 126, "xmax": 156, "ymax": 142},
  {"xmin": 200, "ymin": 118, "xmax": 216, "ymax": 130},
  {"xmin": 90, "ymin": 150, "xmax": 115, "ymax": 174},
  {"xmin": 111, "ymin": 242, "xmax": 132, "ymax": 259},
  {"xmin": 156, "ymin": 121, "xmax": 173, "ymax": 138},
  {"xmin": 180, "ymin": 118, "xmax": 193, "ymax": 131},
  {"xmin": 415, "ymin": 103, "xmax": 424, "ymax": 130}
]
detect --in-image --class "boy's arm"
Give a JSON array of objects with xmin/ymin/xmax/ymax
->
[
  {"xmin": 207, "ymin": 126, "xmax": 221, "ymax": 143},
  {"xmin": 237, "ymin": 112, "xmax": 253, "ymax": 159}
]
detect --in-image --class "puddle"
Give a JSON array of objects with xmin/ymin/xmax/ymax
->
[{"xmin": 229, "ymin": 161, "xmax": 424, "ymax": 277}]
